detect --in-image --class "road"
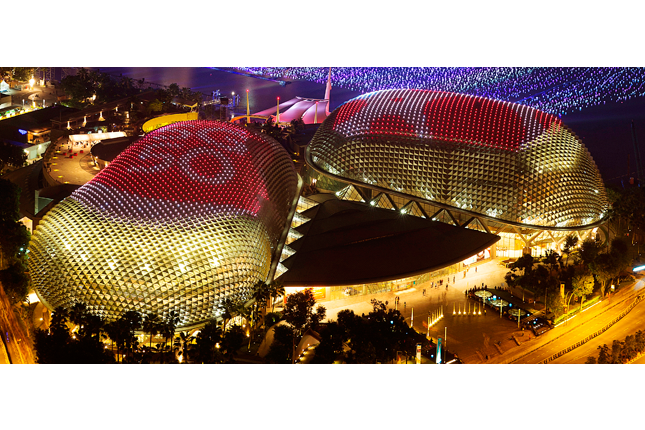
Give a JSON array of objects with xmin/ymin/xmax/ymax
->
[
  {"xmin": 550, "ymin": 293, "xmax": 645, "ymax": 363},
  {"xmin": 489, "ymin": 277, "xmax": 645, "ymax": 364},
  {"xmin": 0, "ymin": 283, "xmax": 36, "ymax": 364}
]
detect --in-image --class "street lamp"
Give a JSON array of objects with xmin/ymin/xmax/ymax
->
[
  {"xmin": 29, "ymin": 76, "xmax": 35, "ymax": 89},
  {"xmin": 276, "ymin": 97, "xmax": 280, "ymax": 124},
  {"xmin": 246, "ymin": 89, "xmax": 250, "ymax": 123}
]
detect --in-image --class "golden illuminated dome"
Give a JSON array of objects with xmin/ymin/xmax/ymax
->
[
  {"xmin": 29, "ymin": 121, "xmax": 298, "ymax": 328},
  {"xmin": 307, "ymin": 89, "xmax": 608, "ymax": 229}
]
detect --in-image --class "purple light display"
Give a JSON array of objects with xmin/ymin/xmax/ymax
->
[{"xmin": 234, "ymin": 67, "xmax": 645, "ymax": 116}]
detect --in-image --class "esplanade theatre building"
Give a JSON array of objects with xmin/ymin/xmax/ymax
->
[
  {"xmin": 291, "ymin": 89, "xmax": 608, "ymax": 299},
  {"xmin": 28, "ymin": 89, "xmax": 609, "ymax": 328},
  {"xmin": 29, "ymin": 121, "xmax": 301, "ymax": 329}
]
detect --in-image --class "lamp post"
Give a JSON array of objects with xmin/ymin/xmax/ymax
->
[
  {"xmin": 276, "ymin": 97, "xmax": 280, "ymax": 124},
  {"xmin": 246, "ymin": 89, "xmax": 250, "ymax": 124},
  {"xmin": 314, "ymin": 101, "xmax": 318, "ymax": 124},
  {"xmin": 444, "ymin": 326, "xmax": 447, "ymax": 364}
]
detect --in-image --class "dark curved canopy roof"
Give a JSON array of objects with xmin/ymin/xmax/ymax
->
[
  {"xmin": 279, "ymin": 196, "xmax": 499, "ymax": 286},
  {"xmin": 90, "ymin": 136, "xmax": 138, "ymax": 162}
]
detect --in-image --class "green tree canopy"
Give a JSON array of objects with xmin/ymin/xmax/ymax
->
[{"xmin": 282, "ymin": 288, "xmax": 326, "ymax": 336}]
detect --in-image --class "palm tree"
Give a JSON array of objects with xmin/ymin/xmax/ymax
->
[
  {"xmin": 142, "ymin": 313, "xmax": 162, "ymax": 350},
  {"xmin": 562, "ymin": 235, "xmax": 579, "ymax": 266},
  {"xmin": 120, "ymin": 311, "xmax": 142, "ymax": 363},
  {"xmin": 68, "ymin": 302, "xmax": 87, "ymax": 327},
  {"xmin": 194, "ymin": 320, "xmax": 223, "ymax": 363},
  {"xmin": 104, "ymin": 319, "xmax": 127, "ymax": 363},
  {"xmin": 252, "ymin": 281, "xmax": 270, "ymax": 323},
  {"xmin": 268, "ymin": 280, "xmax": 285, "ymax": 312},
  {"xmin": 173, "ymin": 331, "xmax": 195, "ymax": 364},
  {"xmin": 217, "ymin": 298, "xmax": 242, "ymax": 331},
  {"xmin": 161, "ymin": 310, "xmax": 180, "ymax": 363}
]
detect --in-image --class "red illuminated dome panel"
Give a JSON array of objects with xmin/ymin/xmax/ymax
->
[
  {"xmin": 308, "ymin": 89, "xmax": 608, "ymax": 229},
  {"xmin": 29, "ymin": 121, "xmax": 299, "ymax": 328}
]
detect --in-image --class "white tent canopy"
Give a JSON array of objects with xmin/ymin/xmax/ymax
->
[{"xmin": 69, "ymin": 131, "xmax": 126, "ymax": 144}]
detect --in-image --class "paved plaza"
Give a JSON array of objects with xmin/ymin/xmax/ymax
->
[
  {"xmin": 45, "ymin": 139, "xmax": 100, "ymax": 185},
  {"xmin": 318, "ymin": 259, "xmax": 538, "ymax": 363}
]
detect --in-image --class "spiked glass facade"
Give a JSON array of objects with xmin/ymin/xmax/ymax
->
[
  {"xmin": 29, "ymin": 121, "xmax": 299, "ymax": 328},
  {"xmin": 306, "ymin": 89, "xmax": 609, "ymax": 257}
]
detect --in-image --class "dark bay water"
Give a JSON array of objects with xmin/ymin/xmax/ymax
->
[{"xmin": 97, "ymin": 67, "xmax": 362, "ymax": 113}]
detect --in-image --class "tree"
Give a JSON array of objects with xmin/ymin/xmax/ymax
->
[
  {"xmin": 119, "ymin": 310, "xmax": 142, "ymax": 363},
  {"xmin": 590, "ymin": 252, "xmax": 619, "ymax": 297},
  {"xmin": 3, "ymin": 67, "xmax": 35, "ymax": 82},
  {"xmin": 610, "ymin": 340, "xmax": 622, "ymax": 364},
  {"xmin": 0, "ymin": 179, "xmax": 30, "ymax": 270},
  {"xmin": 147, "ymin": 99, "xmax": 163, "ymax": 114},
  {"xmin": 597, "ymin": 344, "xmax": 610, "ymax": 364},
  {"xmin": 251, "ymin": 280, "xmax": 270, "ymax": 322},
  {"xmin": 217, "ymin": 298, "xmax": 244, "ymax": 331},
  {"xmin": 542, "ymin": 249, "xmax": 562, "ymax": 273},
  {"xmin": 635, "ymin": 330, "xmax": 645, "ymax": 354},
  {"xmin": 265, "ymin": 324, "xmax": 296, "ymax": 364},
  {"xmin": 611, "ymin": 186, "xmax": 645, "ymax": 236},
  {"xmin": 505, "ymin": 253, "xmax": 538, "ymax": 296},
  {"xmin": 221, "ymin": 325, "xmax": 245, "ymax": 362},
  {"xmin": 562, "ymin": 234, "xmax": 579, "ymax": 266},
  {"xmin": 621, "ymin": 335, "xmax": 637, "ymax": 363},
  {"xmin": 142, "ymin": 313, "xmax": 163, "ymax": 350},
  {"xmin": 263, "ymin": 312, "xmax": 282, "ymax": 331},
  {"xmin": 310, "ymin": 321, "xmax": 346, "ymax": 364},
  {"xmin": 578, "ymin": 238, "xmax": 600, "ymax": 268},
  {"xmin": 34, "ymin": 307, "xmax": 113, "ymax": 364},
  {"xmin": 571, "ymin": 270, "xmax": 594, "ymax": 312},
  {"xmin": 193, "ymin": 320, "xmax": 224, "ymax": 364},
  {"xmin": 173, "ymin": 331, "xmax": 195, "ymax": 363},
  {"xmin": 160, "ymin": 310, "xmax": 180, "ymax": 363},
  {"xmin": 0, "ymin": 141, "xmax": 27, "ymax": 174},
  {"xmin": 267, "ymin": 280, "xmax": 285, "ymax": 312},
  {"xmin": 314, "ymin": 300, "xmax": 428, "ymax": 364},
  {"xmin": 585, "ymin": 356, "xmax": 597, "ymax": 364},
  {"xmin": 0, "ymin": 262, "xmax": 29, "ymax": 304},
  {"xmin": 282, "ymin": 289, "xmax": 326, "ymax": 336}
]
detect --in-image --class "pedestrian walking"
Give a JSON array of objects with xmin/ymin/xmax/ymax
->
[
  {"xmin": 404, "ymin": 302, "xmax": 407, "ymax": 310},
  {"xmin": 475, "ymin": 267, "xmax": 477, "ymax": 273},
  {"xmin": 453, "ymin": 276, "xmax": 455, "ymax": 283}
]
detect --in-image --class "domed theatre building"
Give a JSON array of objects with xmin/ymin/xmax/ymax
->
[
  {"xmin": 28, "ymin": 121, "xmax": 300, "ymax": 329},
  {"xmin": 295, "ymin": 89, "xmax": 608, "ymax": 297}
]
